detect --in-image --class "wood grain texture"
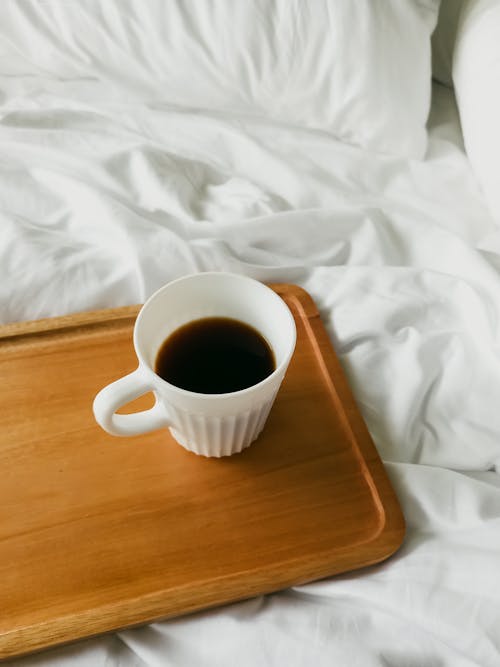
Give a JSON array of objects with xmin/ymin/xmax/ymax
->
[{"xmin": 0, "ymin": 284, "xmax": 405, "ymax": 660}]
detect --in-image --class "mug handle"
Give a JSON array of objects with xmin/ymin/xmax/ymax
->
[{"xmin": 93, "ymin": 368, "xmax": 171, "ymax": 437}]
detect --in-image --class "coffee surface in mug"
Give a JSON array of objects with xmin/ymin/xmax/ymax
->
[{"xmin": 154, "ymin": 317, "xmax": 276, "ymax": 394}]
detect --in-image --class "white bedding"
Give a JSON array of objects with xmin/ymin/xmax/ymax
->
[{"xmin": 2, "ymin": 55, "xmax": 500, "ymax": 667}]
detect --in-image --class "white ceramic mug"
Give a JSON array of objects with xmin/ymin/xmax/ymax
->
[{"xmin": 93, "ymin": 273, "xmax": 296, "ymax": 457}]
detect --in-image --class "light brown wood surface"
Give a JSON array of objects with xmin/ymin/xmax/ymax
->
[{"xmin": 0, "ymin": 284, "xmax": 405, "ymax": 660}]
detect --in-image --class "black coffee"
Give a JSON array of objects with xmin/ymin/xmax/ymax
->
[{"xmin": 155, "ymin": 317, "xmax": 275, "ymax": 394}]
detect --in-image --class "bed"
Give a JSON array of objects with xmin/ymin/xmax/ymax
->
[{"xmin": 2, "ymin": 1, "xmax": 500, "ymax": 665}]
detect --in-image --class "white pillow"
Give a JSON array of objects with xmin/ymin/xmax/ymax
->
[
  {"xmin": 453, "ymin": 0, "xmax": 500, "ymax": 223},
  {"xmin": 0, "ymin": 0, "xmax": 439, "ymax": 159}
]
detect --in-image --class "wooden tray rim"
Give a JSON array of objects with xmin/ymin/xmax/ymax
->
[{"xmin": 0, "ymin": 284, "xmax": 405, "ymax": 659}]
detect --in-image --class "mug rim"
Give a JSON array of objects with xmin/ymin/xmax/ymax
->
[{"xmin": 133, "ymin": 272, "xmax": 297, "ymax": 401}]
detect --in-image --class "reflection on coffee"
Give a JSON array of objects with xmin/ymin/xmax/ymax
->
[{"xmin": 155, "ymin": 317, "xmax": 275, "ymax": 394}]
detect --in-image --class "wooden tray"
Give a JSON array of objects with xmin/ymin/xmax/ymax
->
[{"xmin": 0, "ymin": 284, "xmax": 405, "ymax": 660}]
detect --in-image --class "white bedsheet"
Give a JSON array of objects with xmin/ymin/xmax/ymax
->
[{"xmin": 2, "ymin": 79, "xmax": 500, "ymax": 666}]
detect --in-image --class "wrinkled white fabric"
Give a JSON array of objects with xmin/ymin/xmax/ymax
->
[
  {"xmin": 431, "ymin": 0, "xmax": 464, "ymax": 87},
  {"xmin": 2, "ymin": 51, "xmax": 500, "ymax": 667},
  {"xmin": 0, "ymin": 0, "xmax": 439, "ymax": 158}
]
